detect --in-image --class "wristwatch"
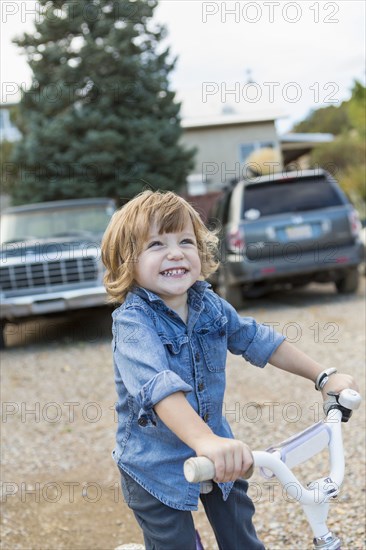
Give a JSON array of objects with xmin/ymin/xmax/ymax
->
[{"xmin": 315, "ymin": 367, "xmax": 338, "ymax": 391}]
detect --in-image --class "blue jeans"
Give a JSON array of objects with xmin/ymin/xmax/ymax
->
[{"xmin": 119, "ymin": 467, "xmax": 265, "ymax": 550}]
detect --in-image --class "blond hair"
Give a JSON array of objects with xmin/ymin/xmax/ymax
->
[{"xmin": 101, "ymin": 190, "xmax": 220, "ymax": 303}]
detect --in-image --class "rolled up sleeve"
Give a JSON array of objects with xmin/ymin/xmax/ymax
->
[
  {"xmin": 221, "ymin": 299, "xmax": 285, "ymax": 368},
  {"xmin": 136, "ymin": 370, "xmax": 192, "ymax": 426},
  {"xmin": 113, "ymin": 308, "xmax": 192, "ymax": 427}
]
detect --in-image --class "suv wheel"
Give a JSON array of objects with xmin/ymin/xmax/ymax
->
[
  {"xmin": 217, "ymin": 269, "xmax": 245, "ymax": 310},
  {"xmin": 0, "ymin": 321, "xmax": 6, "ymax": 349},
  {"xmin": 335, "ymin": 268, "xmax": 359, "ymax": 294}
]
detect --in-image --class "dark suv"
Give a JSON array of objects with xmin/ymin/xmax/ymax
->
[{"xmin": 208, "ymin": 169, "xmax": 364, "ymax": 308}]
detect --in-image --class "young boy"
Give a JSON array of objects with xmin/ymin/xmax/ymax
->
[{"xmin": 102, "ymin": 190, "xmax": 357, "ymax": 550}]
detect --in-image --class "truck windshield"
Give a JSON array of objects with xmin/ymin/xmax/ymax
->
[
  {"xmin": 1, "ymin": 204, "xmax": 114, "ymax": 244},
  {"xmin": 243, "ymin": 176, "xmax": 344, "ymax": 218}
]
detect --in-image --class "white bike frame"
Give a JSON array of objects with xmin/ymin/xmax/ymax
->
[{"xmin": 184, "ymin": 389, "xmax": 361, "ymax": 550}]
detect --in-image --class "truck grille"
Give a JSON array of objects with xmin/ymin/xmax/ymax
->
[{"xmin": 0, "ymin": 257, "xmax": 98, "ymax": 292}]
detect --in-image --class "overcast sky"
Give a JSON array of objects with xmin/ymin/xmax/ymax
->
[{"xmin": 1, "ymin": 0, "xmax": 365, "ymax": 133}]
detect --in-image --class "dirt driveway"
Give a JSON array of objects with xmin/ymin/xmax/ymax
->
[{"xmin": 1, "ymin": 282, "xmax": 365, "ymax": 550}]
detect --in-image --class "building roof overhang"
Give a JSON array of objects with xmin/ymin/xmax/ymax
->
[{"xmin": 182, "ymin": 111, "xmax": 286, "ymax": 130}]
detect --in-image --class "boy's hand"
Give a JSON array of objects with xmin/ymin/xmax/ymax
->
[
  {"xmin": 321, "ymin": 373, "xmax": 359, "ymax": 400},
  {"xmin": 193, "ymin": 434, "xmax": 253, "ymax": 483}
]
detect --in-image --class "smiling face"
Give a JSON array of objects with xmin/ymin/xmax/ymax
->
[
  {"xmin": 134, "ymin": 218, "xmax": 201, "ymax": 311},
  {"xmin": 102, "ymin": 189, "xmax": 220, "ymax": 305}
]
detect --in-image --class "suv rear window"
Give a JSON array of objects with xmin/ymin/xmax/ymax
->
[{"xmin": 243, "ymin": 176, "xmax": 344, "ymax": 218}]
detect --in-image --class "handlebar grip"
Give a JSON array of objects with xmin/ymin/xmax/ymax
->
[
  {"xmin": 323, "ymin": 389, "xmax": 361, "ymax": 422},
  {"xmin": 184, "ymin": 455, "xmax": 255, "ymax": 483},
  {"xmin": 184, "ymin": 457, "xmax": 215, "ymax": 483},
  {"xmin": 338, "ymin": 389, "xmax": 361, "ymax": 410}
]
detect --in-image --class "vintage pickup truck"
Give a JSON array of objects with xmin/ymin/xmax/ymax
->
[{"xmin": 0, "ymin": 197, "xmax": 116, "ymax": 347}]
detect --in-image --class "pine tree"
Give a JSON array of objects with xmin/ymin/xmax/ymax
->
[{"xmin": 11, "ymin": 0, "xmax": 195, "ymax": 204}]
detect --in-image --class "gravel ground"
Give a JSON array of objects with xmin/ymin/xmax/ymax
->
[{"xmin": 1, "ymin": 281, "xmax": 365, "ymax": 550}]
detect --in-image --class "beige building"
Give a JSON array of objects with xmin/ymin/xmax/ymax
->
[
  {"xmin": 181, "ymin": 112, "xmax": 283, "ymax": 193},
  {"xmin": 181, "ymin": 113, "xmax": 333, "ymax": 195}
]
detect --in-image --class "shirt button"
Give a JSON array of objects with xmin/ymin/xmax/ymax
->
[
  {"xmin": 138, "ymin": 417, "xmax": 148, "ymax": 427},
  {"xmin": 203, "ymin": 413, "xmax": 209, "ymax": 423},
  {"xmin": 198, "ymin": 382, "xmax": 204, "ymax": 391},
  {"xmin": 195, "ymin": 352, "xmax": 200, "ymax": 362}
]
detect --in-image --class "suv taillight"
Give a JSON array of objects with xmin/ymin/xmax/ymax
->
[
  {"xmin": 348, "ymin": 209, "xmax": 362, "ymax": 237},
  {"xmin": 227, "ymin": 226, "xmax": 245, "ymax": 253}
]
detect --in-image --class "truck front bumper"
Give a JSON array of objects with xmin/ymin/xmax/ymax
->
[{"xmin": 1, "ymin": 287, "xmax": 108, "ymax": 321}]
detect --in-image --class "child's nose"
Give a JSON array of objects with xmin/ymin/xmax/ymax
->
[{"xmin": 167, "ymin": 244, "xmax": 184, "ymax": 259}]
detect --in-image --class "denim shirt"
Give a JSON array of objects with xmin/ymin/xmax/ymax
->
[{"xmin": 111, "ymin": 281, "xmax": 285, "ymax": 511}]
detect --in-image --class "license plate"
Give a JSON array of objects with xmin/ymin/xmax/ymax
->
[{"xmin": 286, "ymin": 224, "xmax": 312, "ymax": 239}]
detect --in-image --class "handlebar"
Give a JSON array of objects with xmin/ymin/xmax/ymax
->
[
  {"xmin": 184, "ymin": 389, "xmax": 361, "ymax": 548},
  {"xmin": 184, "ymin": 390, "xmax": 361, "ymax": 500},
  {"xmin": 323, "ymin": 388, "xmax": 361, "ymax": 421}
]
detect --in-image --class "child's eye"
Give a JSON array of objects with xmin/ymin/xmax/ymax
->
[
  {"xmin": 181, "ymin": 238, "xmax": 196, "ymax": 245},
  {"xmin": 147, "ymin": 240, "xmax": 162, "ymax": 249}
]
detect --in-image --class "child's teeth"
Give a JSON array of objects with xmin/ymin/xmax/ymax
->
[{"xmin": 162, "ymin": 269, "xmax": 186, "ymax": 276}]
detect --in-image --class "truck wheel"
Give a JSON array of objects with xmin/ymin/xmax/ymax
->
[
  {"xmin": 335, "ymin": 268, "xmax": 359, "ymax": 294},
  {"xmin": 0, "ymin": 321, "xmax": 6, "ymax": 349},
  {"xmin": 217, "ymin": 269, "xmax": 245, "ymax": 310}
]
